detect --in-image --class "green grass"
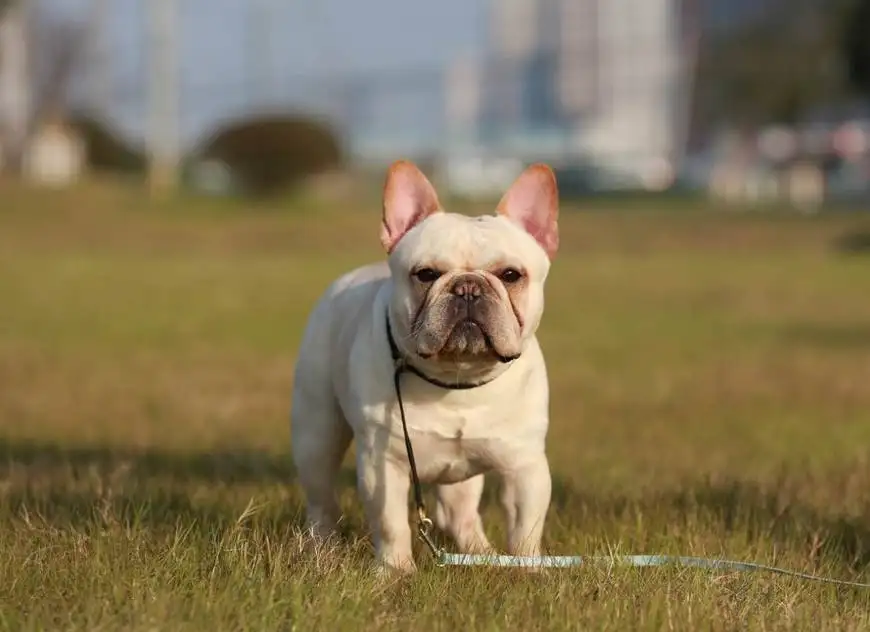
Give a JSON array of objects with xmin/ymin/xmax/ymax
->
[{"xmin": 2, "ymin": 180, "xmax": 870, "ymax": 629}]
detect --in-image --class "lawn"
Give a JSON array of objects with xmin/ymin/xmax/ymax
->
[{"xmin": 1, "ymin": 180, "xmax": 870, "ymax": 630}]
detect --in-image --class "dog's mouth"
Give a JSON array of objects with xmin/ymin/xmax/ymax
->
[
  {"xmin": 418, "ymin": 318, "xmax": 518, "ymax": 364},
  {"xmin": 447, "ymin": 319, "xmax": 486, "ymax": 352}
]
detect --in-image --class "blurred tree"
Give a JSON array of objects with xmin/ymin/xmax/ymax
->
[
  {"xmin": 844, "ymin": 0, "xmax": 870, "ymax": 95},
  {"xmin": 26, "ymin": 5, "xmax": 88, "ymax": 124},
  {"xmin": 68, "ymin": 112, "xmax": 147, "ymax": 173},
  {"xmin": 195, "ymin": 115, "xmax": 343, "ymax": 197},
  {"xmin": 0, "ymin": 1, "xmax": 89, "ymax": 172},
  {"xmin": 694, "ymin": 0, "xmax": 851, "ymax": 131}
]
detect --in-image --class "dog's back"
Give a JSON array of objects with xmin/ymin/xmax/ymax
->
[
  {"xmin": 293, "ymin": 261, "xmax": 388, "ymax": 394},
  {"xmin": 289, "ymin": 262, "xmax": 390, "ymax": 532}
]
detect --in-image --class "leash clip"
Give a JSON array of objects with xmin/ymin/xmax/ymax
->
[{"xmin": 416, "ymin": 509, "xmax": 444, "ymax": 566}]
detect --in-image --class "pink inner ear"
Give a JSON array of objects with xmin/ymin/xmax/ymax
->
[
  {"xmin": 497, "ymin": 164, "xmax": 559, "ymax": 259},
  {"xmin": 380, "ymin": 161, "xmax": 441, "ymax": 253}
]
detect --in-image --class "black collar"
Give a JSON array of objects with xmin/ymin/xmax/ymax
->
[{"xmin": 386, "ymin": 315, "xmax": 496, "ymax": 390}]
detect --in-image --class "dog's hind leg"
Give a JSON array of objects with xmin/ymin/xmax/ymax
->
[{"xmin": 291, "ymin": 388, "xmax": 352, "ymax": 539}]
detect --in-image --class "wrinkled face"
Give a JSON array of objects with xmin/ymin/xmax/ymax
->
[
  {"xmin": 389, "ymin": 214, "xmax": 551, "ymax": 364},
  {"xmin": 379, "ymin": 160, "xmax": 559, "ymax": 369}
]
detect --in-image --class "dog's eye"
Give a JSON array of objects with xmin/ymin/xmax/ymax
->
[
  {"xmin": 413, "ymin": 268, "xmax": 442, "ymax": 283},
  {"xmin": 499, "ymin": 268, "xmax": 523, "ymax": 284}
]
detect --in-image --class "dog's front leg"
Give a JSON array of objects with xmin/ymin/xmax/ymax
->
[
  {"xmin": 500, "ymin": 454, "xmax": 552, "ymax": 559},
  {"xmin": 356, "ymin": 448, "xmax": 416, "ymax": 574}
]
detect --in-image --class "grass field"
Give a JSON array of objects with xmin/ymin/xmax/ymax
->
[{"xmin": 1, "ymin": 180, "xmax": 870, "ymax": 630}]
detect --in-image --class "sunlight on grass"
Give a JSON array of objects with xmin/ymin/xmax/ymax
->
[{"xmin": 1, "ymin": 182, "xmax": 870, "ymax": 629}]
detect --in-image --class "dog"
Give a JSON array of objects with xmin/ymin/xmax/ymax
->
[{"xmin": 290, "ymin": 160, "xmax": 559, "ymax": 573}]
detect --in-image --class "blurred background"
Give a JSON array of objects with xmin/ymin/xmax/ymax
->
[
  {"xmin": 3, "ymin": 2, "xmax": 870, "ymax": 624},
  {"xmin": 1, "ymin": 0, "xmax": 870, "ymax": 208}
]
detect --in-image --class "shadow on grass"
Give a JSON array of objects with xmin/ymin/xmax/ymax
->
[
  {"xmin": 0, "ymin": 439, "xmax": 300, "ymax": 485},
  {"xmin": 2, "ymin": 438, "xmax": 870, "ymax": 571},
  {"xmin": 779, "ymin": 322, "xmax": 870, "ymax": 350},
  {"xmin": 0, "ymin": 439, "xmax": 325, "ymax": 536}
]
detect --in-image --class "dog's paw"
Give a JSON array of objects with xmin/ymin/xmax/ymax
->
[
  {"xmin": 292, "ymin": 524, "xmax": 345, "ymax": 568},
  {"xmin": 457, "ymin": 537, "xmax": 497, "ymax": 557},
  {"xmin": 372, "ymin": 556, "xmax": 418, "ymax": 578}
]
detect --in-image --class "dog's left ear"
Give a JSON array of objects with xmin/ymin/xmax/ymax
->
[
  {"xmin": 381, "ymin": 160, "xmax": 442, "ymax": 253},
  {"xmin": 496, "ymin": 163, "xmax": 559, "ymax": 260}
]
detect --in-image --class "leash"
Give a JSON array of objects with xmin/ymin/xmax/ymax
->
[
  {"xmin": 386, "ymin": 315, "xmax": 485, "ymax": 557},
  {"xmin": 386, "ymin": 317, "xmax": 870, "ymax": 587},
  {"xmin": 434, "ymin": 553, "xmax": 870, "ymax": 587}
]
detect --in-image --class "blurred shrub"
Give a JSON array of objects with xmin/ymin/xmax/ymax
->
[
  {"xmin": 833, "ymin": 229, "xmax": 870, "ymax": 254},
  {"xmin": 194, "ymin": 114, "xmax": 343, "ymax": 196},
  {"xmin": 68, "ymin": 113, "xmax": 147, "ymax": 173}
]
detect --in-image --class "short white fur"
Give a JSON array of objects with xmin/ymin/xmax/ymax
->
[{"xmin": 290, "ymin": 161, "xmax": 559, "ymax": 573}]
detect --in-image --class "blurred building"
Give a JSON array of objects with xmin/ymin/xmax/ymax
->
[
  {"xmin": 444, "ymin": 0, "xmax": 698, "ymax": 188},
  {"xmin": 487, "ymin": 0, "xmax": 598, "ymax": 126},
  {"xmin": 22, "ymin": 111, "xmax": 86, "ymax": 187}
]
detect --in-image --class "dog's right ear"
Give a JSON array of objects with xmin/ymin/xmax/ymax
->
[{"xmin": 380, "ymin": 160, "xmax": 442, "ymax": 253}]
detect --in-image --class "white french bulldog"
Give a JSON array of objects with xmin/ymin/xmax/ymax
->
[{"xmin": 290, "ymin": 160, "xmax": 559, "ymax": 573}]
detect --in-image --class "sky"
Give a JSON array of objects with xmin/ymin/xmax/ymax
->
[{"xmin": 42, "ymin": 0, "xmax": 485, "ymax": 150}]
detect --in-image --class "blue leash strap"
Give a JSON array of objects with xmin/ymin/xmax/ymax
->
[{"xmin": 435, "ymin": 551, "xmax": 870, "ymax": 587}]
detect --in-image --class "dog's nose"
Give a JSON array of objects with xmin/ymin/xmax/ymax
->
[{"xmin": 450, "ymin": 276, "xmax": 484, "ymax": 301}]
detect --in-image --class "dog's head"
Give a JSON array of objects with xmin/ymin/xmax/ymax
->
[{"xmin": 381, "ymin": 160, "xmax": 559, "ymax": 375}]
